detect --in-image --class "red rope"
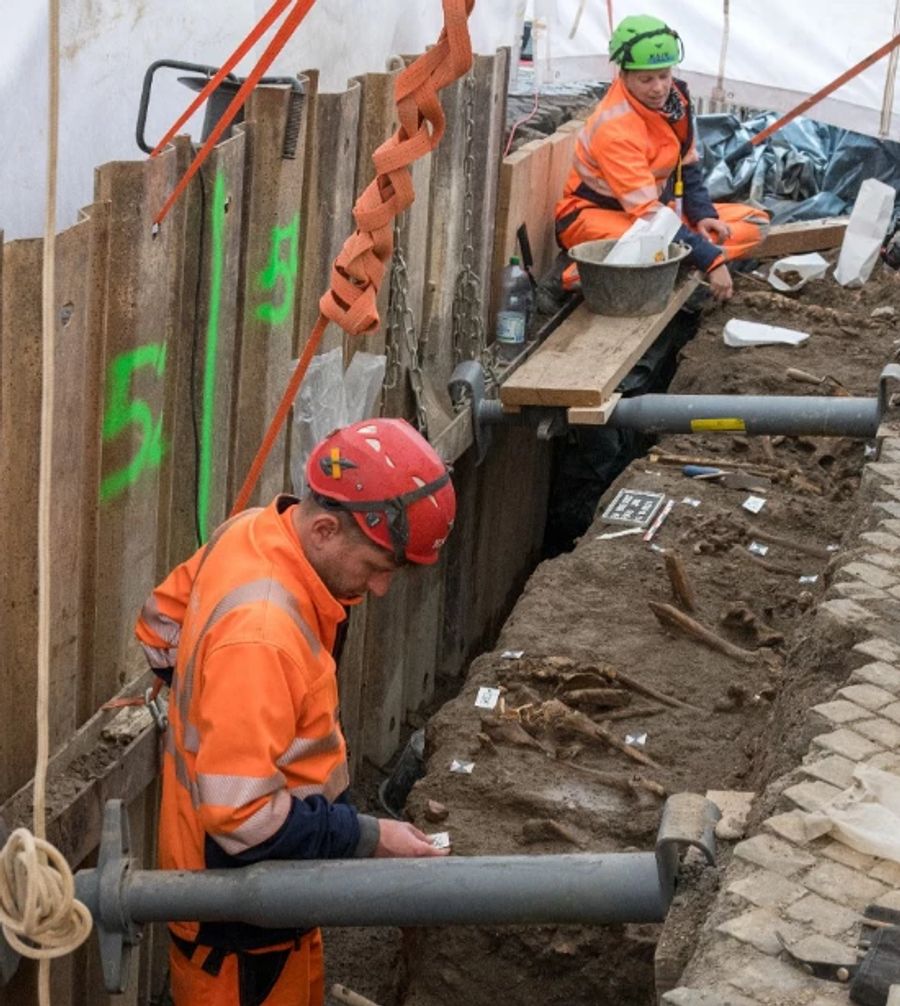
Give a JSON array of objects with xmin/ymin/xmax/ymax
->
[
  {"xmin": 229, "ymin": 0, "xmax": 475, "ymax": 515},
  {"xmin": 154, "ymin": 0, "xmax": 317, "ymax": 226}
]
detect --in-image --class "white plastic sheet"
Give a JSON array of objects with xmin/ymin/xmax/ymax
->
[
  {"xmin": 723, "ymin": 319, "xmax": 810, "ymax": 348},
  {"xmin": 605, "ymin": 207, "xmax": 682, "ymax": 265},
  {"xmin": 803, "ymin": 761, "xmax": 900, "ymax": 863},
  {"xmin": 834, "ymin": 177, "xmax": 897, "ymax": 287},
  {"xmin": 767, "ymin": 253, "xmax": 829, "ymax": 293}
]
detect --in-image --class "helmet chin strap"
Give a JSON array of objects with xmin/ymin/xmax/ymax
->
[{"xmin": 309, "ymin": 470, "xmax": 451, "ymax": 562}]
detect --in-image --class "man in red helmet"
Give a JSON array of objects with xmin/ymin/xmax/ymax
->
[{"xmin": 134, "ymin": 418, "xmax": 456, "ymax": 1006}]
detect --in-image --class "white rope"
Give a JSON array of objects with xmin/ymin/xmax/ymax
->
[{"xmin": 0, "ymin": 2, "xmax": 93, "ymax": 999}]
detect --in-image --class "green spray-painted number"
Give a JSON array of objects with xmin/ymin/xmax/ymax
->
[
  {"xmin": 100, "ymin": 343, "xmax": 167, "ymax": 503},
  {"xmin": 197, "ymin": 169, "xmax": 228, "ymax": 544},
  {"xmin": 255, "ymin": 212, "xmax": 299, "ymax": 326}
]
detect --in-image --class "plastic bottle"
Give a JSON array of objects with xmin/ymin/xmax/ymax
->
[{"xmin": 495, "ymin": 255, "xmax": 532, "ymax": 363}]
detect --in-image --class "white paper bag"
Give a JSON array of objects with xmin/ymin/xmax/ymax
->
[
  {"xmin": 723, "ymin": 319, "xmax": 810, "ymax": 348},
  {"xmin": 606, "ymin": 206, "xmax": 682, "ymax": 265},
  {"xmin": 768, "ymin": 252, "xmax": 829, "ymax": 292},
  {"xmin": 834, "ymin": 178, "xmax": 895, "ymax": 287}
]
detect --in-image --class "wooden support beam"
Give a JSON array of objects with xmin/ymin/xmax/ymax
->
[
  {"xmin": 567, "ymin": 393, "xmax": 622, "ymax": 426},
  {"xmin": 500, "ymin": 274, "xmax": 699, "ymax": 410},
  {"xmin": 754, "ymin": 216, "xmax": 849, "ymax": 259},
  {"xmin": 0, "ymin": 672, "xmax": 159, "ymax": 869}
]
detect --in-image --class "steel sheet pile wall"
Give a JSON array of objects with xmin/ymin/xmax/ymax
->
[{"xmin": 0, "ymin": 48, "xmax": 551, "ymax": 1003}]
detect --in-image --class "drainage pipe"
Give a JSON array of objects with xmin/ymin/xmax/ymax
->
[{"xmin": 604, "ymin": 393, "xmax": 880, "ymax": 438}]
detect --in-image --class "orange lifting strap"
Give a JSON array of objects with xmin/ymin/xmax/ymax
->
[{"xmin": 229, "ymin": 0, "xmax": 476, "ymax": 515}]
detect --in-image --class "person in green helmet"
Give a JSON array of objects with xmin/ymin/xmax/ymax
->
[{"xmin": 555, "ymin": 14, "xmax": 769, "ymax": 301}]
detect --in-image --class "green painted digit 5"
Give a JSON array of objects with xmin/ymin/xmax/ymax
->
[
  {"xmin": 255, "ymin": 212, "xmax": 300, "ymax": 325},
  {"xmin": 100, "ymin": 343, "xmax": 167, "ymax": 503}
]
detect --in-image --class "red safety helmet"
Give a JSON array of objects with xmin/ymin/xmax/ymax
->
[{"xmin": 305, "ymin": 418, "xmax": 456, "ymax": 565}]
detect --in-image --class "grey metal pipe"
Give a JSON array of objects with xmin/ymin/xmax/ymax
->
[
  {"xmin": 602, "ymin": 393, "xmax": 879, "ymax": 438},
  {"xmin": 78, "ymin": 853, "xmax": 669, "ymax": 930}
]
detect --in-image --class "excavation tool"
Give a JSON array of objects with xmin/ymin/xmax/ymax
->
[
  {"xmin": 450, "ymin": 362, "xmax": 900, "ymax": 461},
  {"xmin": 0, "ymin": 796, "xmax": 719, "ymax": 993},
  {"xmin": 682, "ymin": 465, "xmax": 770, "ymax": 491},
  {"xmin": 785, "ymin": 367, "xmax": 848, "ymax": 395}
]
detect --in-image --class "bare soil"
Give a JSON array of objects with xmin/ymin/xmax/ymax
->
[{"xmin": 326, "ymin": 260, "xmax": 900, "ymax": 1005}]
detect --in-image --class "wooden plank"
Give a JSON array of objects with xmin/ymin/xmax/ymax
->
[
  {"xmin": 297, "ymin": 81, "xmax": 361, "ymax": 356},
  {"xmin": 755, "ymin": 216, "xmax": 849, "ymax": 258},
  {"xmin": 421, "ymin": 76, "xmax": 468, "ymax": 387},
  {"xmin": 0, "ymin": 238, "xmax": 42, "ymax": 802},
  {"xmin": 231, "ymin": 83, "xmax": 308, "ymax": 506},
  {"xmin": 350, "ymin": 69, "xmax": 399, "ymax": 360},
  {"xmin": 92, "ymin": 148, "xmax": 188, "ymax": 710},
  {"xmin": 499, "ymin": 273, "xmax": 699, "ymax": 409},
  {"xmin": 567, "ymin": 392, "xmax": 622, "ymax": 426}
]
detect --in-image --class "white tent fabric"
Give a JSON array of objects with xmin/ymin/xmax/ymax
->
[{"xmin": 531, "ymin": 0, "xmax": 900, "ymax": 140}]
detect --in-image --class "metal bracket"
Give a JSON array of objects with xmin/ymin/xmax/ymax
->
[
  {"xmin": 145, "ymin": 687, "xmax": 168, "ymax": 732},
  {"xmin": 449, "ymin": 360, "xmax": 494, "ymax": 464},
  {"xmin": 878, "ymin": 363, "xmax": 900, "ymax": 423},
  {"xmin": 654, "ymin": 792, "xmax": 720, "ymax": 902},
  {"xmin": 76, "ymin": 800, "xmax": 141, "ymax": 994}
]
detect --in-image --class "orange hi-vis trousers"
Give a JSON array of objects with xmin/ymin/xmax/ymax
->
[{"xmin": 169, "ymin": 930, "xmax": 324, "ymax": 1006}]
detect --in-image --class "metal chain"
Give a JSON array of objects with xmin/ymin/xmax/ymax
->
[
  {"xmin": 451, "ymin": 71, "xmax": 499, "ymax": 387},
  {"xmin": 387, "ymin": 214, "xmax": 429, "ymax": 432}
]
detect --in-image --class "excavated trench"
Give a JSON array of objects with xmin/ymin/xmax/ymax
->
[{"xmin": 323, "ymin": 257, "xmax": 900, "ymax": 1006}]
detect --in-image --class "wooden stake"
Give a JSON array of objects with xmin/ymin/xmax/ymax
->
[
  {"xmin": 648, "ymin": 601, "xmax": 759, "ymax": 665},
  {"xmin": 663, "ymin": 549, "xmax": 696, "ymax": 611},
  {"xmin": 648, "ymin": 450, "xmax": 780, "ymax": 476}
]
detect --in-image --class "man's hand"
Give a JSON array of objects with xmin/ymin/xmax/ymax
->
[
  {"xmin": 374, "ymin": 819, "xmax": 449, "ymax": 858},
  {"xmin": 696, "ymin": 217, "xmax": 731, "ymax": 243},
  {"xmin": 707, "ymin": 263, "xmax": 734, "ymax": 302}
]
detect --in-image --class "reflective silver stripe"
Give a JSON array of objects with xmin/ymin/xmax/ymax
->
[
  {"xmin": 652, "ymin": 165, "xmax": 673, "ymax": 180},
  {"xmin": 276, "ymin": 729, "xmax": 342, "ymax": 767},
  {"xmin": 141, "ymin": 595, "xmax": 182, "ymax": 648},
  {"xmin": 197, "ymin": 770, "xmax": 285, "ymax": 808},
  {"xmin": 573, "ymin": 161, "xmax": 617, "ymax": 196},
  {"xmin": 166, "ymin": 730, "xmax": 200, "ymax": 806},
  {"xmin": 576, "ymin": 99, "xmax": 632, "ymax": 174},
  {"xmin": 619, "ymin": 184, "xmax": 660, "ymax": 211},
  {"xmin": 178, "ymin": 577, "xmax": 322, "ymax": 733},
  {"xmin": 141, "ymin": 642, "xmax": 178, "ymax": 670},
  {"xmin": 289, "ymin": 761, "xmax": 350, "ymax": 803},
  {"xmin": 212, "ymin": 790, "xmax": 292, "ymax": 855},
  {"xmin": 183, "ymin": 721, "xmax": 200, "ymax": 754}
]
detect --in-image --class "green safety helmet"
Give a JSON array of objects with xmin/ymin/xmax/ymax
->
[{"xmin": 609, "ymin": 14, "xmax": 683, "ymax": 69}]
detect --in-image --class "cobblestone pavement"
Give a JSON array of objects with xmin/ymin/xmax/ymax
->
[{"xmin": 665, "ymin": 437, "xmax": 900, "ymax": 1005}]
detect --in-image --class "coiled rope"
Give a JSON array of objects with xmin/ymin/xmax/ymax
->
[{"xmin": 0, "ymin": 2, "xmax": 92, "ymax": 1000}]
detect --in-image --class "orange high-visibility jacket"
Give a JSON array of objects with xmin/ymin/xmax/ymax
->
[
  {"xmin": 555, "ymin": 75, "xmax": 723, "ymax": 273},
  {"xmin": 136, "ymin": 495, "xmax": 377, "ymax": 951}
]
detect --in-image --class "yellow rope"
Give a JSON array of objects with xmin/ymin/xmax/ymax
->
[{"xmin": 0, "ymin": 2, "xmax": 92, "ymax": 998}]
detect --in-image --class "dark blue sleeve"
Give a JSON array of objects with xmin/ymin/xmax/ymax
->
[
  {"xmin": 204, "ymin": 791, "xmax": 361, "ymax": 868},
  {"xmin": 675, "ymin": 223, "xmax": 722, "ymax": 273},
  {"xmin": 681, "ymin": 162, "xmax": 717, "ymax": 225}
]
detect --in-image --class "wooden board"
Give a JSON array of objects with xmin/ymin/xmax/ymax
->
[
  {"xmin": 499, "ymin": 274, "xmax": 699, "ymax": 409},
  {"xmin": 230, "ymin": 83, "xmax": 309, "ymax": 507},
  {"xmin": 297, "ymin": 80, "xmax": 361, "ymax": 357},
  {"xmin": 755, "ymin": 216, "xmax": 849, "ymax": 259},
  {"xmin": 567, "ymin": 392, "xmax": 622, "ymax": 426}
]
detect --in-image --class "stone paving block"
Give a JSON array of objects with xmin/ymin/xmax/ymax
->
[
  {"xmin": 837, "ymin": 581, "xmax": 888, "ymax": 601},
  {"xmin": 876, "ymin": 500, "xmax": 900, "ymax": 519},
  {"xmin": 841, "ymin": 561, "xmax": 900, "ymax": 589},
  {"xmin": 867, "ymin": 462, "xmax": 900, "ymax": 480},
  {"xmin": 861, "ymin": 531, "xmax": 900, "ymax": 552},
  {"xmin": 878, "ymin": 485, "xmax": 900, "ymax": 503},
  {"xmin": 853, "ymin": 716, "xmax": 900, "ymax": 748},
  {"xmin": 811, "ymin": 728, "xmax": 883, "ymax": 761},
  {"xmin": 785, "ymin": 893, "xmax": 861, "ymax": 936},
  {"xmin": 728, "ymin": 953, "xmax": 818, "ymax": 999},
  {"xmin": 707, "ymin": 790, "xmax": 756, "ymax": 841},
  {"xmin": 717, "ymin": 907, "xmax": 804, "ymax": 955},
  {"xmin": 851, "ymin": 660, "xmax": 900, "ymax": 693},
  {"xmin": 727, "ymin": 870, "xmax": 807, "ymax": 909},
  {"xmin": 821, "ymin": 841, "xmax": 877, "ymax": 872},
  {"xmin": 663, "ymin": 988, "xmax": 758, "ymax": 1006},
  {"xmin": 783, "ymin": 778, "xmax": 844, "ymax": 812},
  {"xmin": 864, "ymin": 551, "xmax": 900, "ymax": 571},
  {"xmin": 733, "ymin": 834, "xmax": 817, "ymax": 876},
  {"xmin": 875, "ymin": 890, "xmax": 900, "ymax": 911},
  {"xmin": 763, "ymin": 811, "xmax": 813, "ymax": 845},
  {"xmin": 854, "ymin": 637, "xmax": 900, "ymax": 663},
  {"xmin": 809, "ymin": 699, "xmax": 874, "ymax": 726},
  {"xmin": 880, "ymin": 518, "xmax": 900, "ymax": 536},
  {"xmin": 803, "ymin": 860, "xmax": 887, "ymax": 911},
  {"xmin": 783, "ymin": 933, "xmax": 857, "ymax": 966},
  {"xmin": 801, "ymin": 753, "xmax": 856, "ymax": 789},
  {"xmin": 871, "ymin": 860, "xmax": 900, "ymax": 886},
  {"xmin": 838, "ymin": 683, "xmax": 897, "ymax": 711},
  {"xmin": 819, "ymin": 598, "xmax": 877, "ymax": 626},
  {"xmin": 881, "ymin": 701, "xmax": 900, "ymax": 725}
]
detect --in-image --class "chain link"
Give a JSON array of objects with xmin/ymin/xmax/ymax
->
[
  {"xmin": 451, "ymin": 71, "xmax": 500, "ymax": 388},
  {"xmin": 386, "ymin": 215, "xmax": 429, "ymax": 433}
]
